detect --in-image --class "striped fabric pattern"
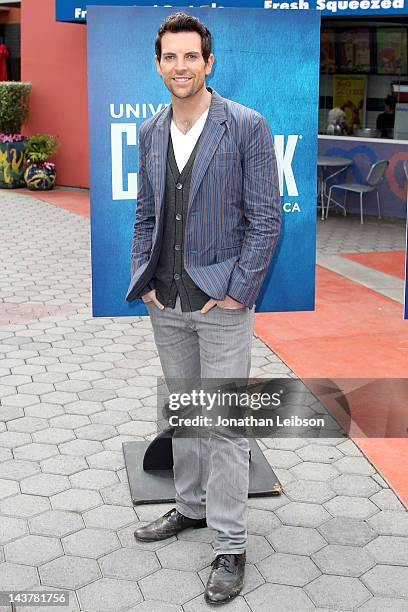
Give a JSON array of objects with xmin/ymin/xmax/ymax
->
[{"xmin": 128, "ymin": 88, "xmax": 281, "ymax": 308}]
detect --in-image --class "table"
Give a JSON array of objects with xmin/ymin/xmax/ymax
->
[{"xmin": 317, "ymin": 156, "xmax": 353, "ymax": 219}]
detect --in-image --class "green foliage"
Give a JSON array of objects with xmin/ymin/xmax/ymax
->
[
  {"xmin": 0, "ymin": 82, "xmax": 31, "ymax": 134},
  {"xmin": 25, "ymin": 134, "xmax": 59, "ymax": 163}
]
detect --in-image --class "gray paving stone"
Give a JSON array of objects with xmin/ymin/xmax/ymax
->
[
  {"xmin": 372, "ymin": 473, "xmax": 389, "ymax": 488},
  {"xmin": 100, "ymin": 546, "xmax": 160, "ymax": 580},
  {"xmin": 357, "ymin": 597, "xmax": 408, "ymax": 611},
  {"xmin": 318, "ymin": 517, "xmax": 377, "ymax": 546},
  {"xmin": 312, "ymin": 544, "xmax": 375, "ymax": 577},
  {"xmin": 83, "ymin": 504, "xmax": 136, "ymax": 530},
  {"xmin": 368, "ymin": 510, "xmax": 408, "ymax": 536},
  {"xmin": 49, "ymin": 414, "xmax": 90, "ymax": 429},
  {"xmin": 267, "ymin": 525, "xmax": 327, "ymax": 555},
  {"xmin": 276, "ymin": 502, "xmax": 331, "ymax": 528},
  {"xmin": 7, "ymin": 416, "xmax": 48, "ymax": 434},
  {"xmin": 247, "ymin": 492, "xmax": 290, "ymax": 512},
  {"xmin": 330, "ymin": 474, "xmax": 381, "ymax": 498},
  {"xmin": 305, "ymin": 574, "xmax": 371, "ymax": 609},
  {"xmin": 51, "ymin": 488, "xmax": 102, "ymax": 512},
  {"xmin": 261, "ymin": 437, "xmax": 308, "ymax": 452},
  {"xmin": 364, "ymin": 535, "xmax": 408, "ymax": 565},
  {"xmin": 0, "ymin": 446, "xmax": 11, "ymax": 462},
  {"xmin": 29, "ymin": 509, "xmax": 84, "ymax": 537},
  {"xmin": 40, "ymin": 455, "xmax": 88, "ymax": 475},
  {"xmin": 25, "ymin": 403, "xmax": 64, "ymax": 418},
  {"xmin": 324, "ymin": 496, "xmax": 379, "ymax": 520},
  {"xmin": 21, "ymin": 473, "xmax": 70, "ymax": 496},
  {"xmin": 4, "ymin": 534, "xmax": 62, "ymax": 565},
  {"xmin": 0, "ymin": 459, "xmax": 40, "ymax": 480},
  {"xmin": 14, "ymin": 442, "xmax": 59, "ymax": 461},
  {"xmin": 39, "ymin": 555, "xmax": 101, "ymax": 589},
  {"xmin": 296, "ymin": 444, "xmax": 343, "ymax": 463},
  {"xmin": 32, "ymin": 427, "xmax": 75, "ymax": 445},
  {"xmin": 0, "ymin": 561, "xmax": 39, "ymax": 590},
  {"xmin": 65, "ymin": 400, "xmax": 102, "ymax": 415},
  {"xmin": 246, "ymin": 535, "xmax": 274, "ymax": 564},
  {"xmin": 105, "ymin": 397, "xmax": 143, "ymax": 412},
  {"xmin": 77, "ymin": 577, "xmax": 142, "ymax": 611},
  {"xmin": 245, "ymin": 583, "xmax": 315, "ymax": 611},
  {"xmin": 247, "ymin": 508, "xmax": 281, "ymax": 536},
  {"xmin": 257, "ymin": 551, "xmax": 321, "ymax": 586},
  {"xmin": 2, "ymin": 393, "xmax": 40, "ymax": 408},
  {"xmin": 263, "ymin": 448, "xmax": 302, "ymax": 469},
  {"xmin": 79, "ymin": 389, "xmax": 117, "ymax": 402},
  {"xmin": 0, "ymin": 493, "xmax": 50, "ymax": 518},
  {"xmin": 59, "ymin": 438, "xmax": 103, "ymax": 456},
  {"xmin": 0, "ymin": 404, "xmax": 24, "ymax": 421},
  {"xmin": 0, "ymin": 478, "xmax": 19, "ymax": 499},
  {"xmin": 336, "ymin": 439, "xmax": 363, "ymax": 456},
  {"xmin": 370, "ymin": 489, "xmax": 405, "ymax": 511},
  {"xmin": 75, "ymin": 423, "xmax": 117, "ymax": 441},
  {"xmin": 87, "ymin": 450, "xmax": 125, "ymax": 471},
  {"xmin": 18, "ymin": 382, "xmax": 55, "ymax": 395},
  {"xmin": 156, "ymin": 539, "xmax": 213, "ymax": 571},
  {"xmin": 361, "ymin": 565, "xmax": 408, "ymax": 598},
  {"xmin": 70, "ymin": 468, "xmax": 118, "ymax": 490},
  {"xmin": 334, "ymin": 456, "xmax": 376, "ymax": 476},
  {"xmin": 116, "ymin": 420, "xmax": 157, "ymax": 437},
  {"xmin": 62, "ymin": 527, "xmax": 120, "ymax": 558},
  {"xmin": 284, "ymin": 480, "xmax": 335, "ymax": 504},
  {"xmin": 40, "ymin": 391, "xmax": 78, "ymax": 405},
  {"xmin": 103, "ymin": 434, "xmax": 143, "ymax": 451},
  {"xmin": 0, "ymin": 515, "xmax": 28, "ymax": 544},
  {"xmin": 139, "ymin": 568, "xmax": 203, "ymax": 604},
  {"xmin": 290, "ymin": 462, "xmax": 339, "ymax": 481},
  {"xmin": 90, "ymin": 410, "xmax": 130, "ymax": 426},
  {"xmin": 0, "ymin": 431, "xmax": 32, "ymax": 449}
]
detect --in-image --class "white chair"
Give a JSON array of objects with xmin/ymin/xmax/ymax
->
[{"xmin": 326, "ymin": 160, "xmax": 389, "ymax": 224}]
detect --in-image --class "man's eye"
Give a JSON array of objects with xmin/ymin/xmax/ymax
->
[{"xmin": 187, "ymin": 55, "xmax": 197, "ymax": 59}]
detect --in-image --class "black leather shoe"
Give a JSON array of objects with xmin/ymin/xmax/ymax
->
[
  {"xmin": 204, "ymin": 552, "xmax": 246, "ymax": 605},
  {"xmin": 134, "ymin": 508, "xmax": 207, "ymax": 542}
]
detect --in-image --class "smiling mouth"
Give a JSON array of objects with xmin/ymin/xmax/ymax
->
[{"xmin": 172, "ymin": 77, "xmax": 192, "ymax": 83}]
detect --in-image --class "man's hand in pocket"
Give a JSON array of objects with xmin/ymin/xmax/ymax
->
[{"xmin": 142, "ymin": 290, "xmax": 165, "ymax": 310}]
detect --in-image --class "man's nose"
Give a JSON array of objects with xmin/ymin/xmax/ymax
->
[{"xmin": 174, "ymin": 57, "xmax": 187, "ymax": 72}]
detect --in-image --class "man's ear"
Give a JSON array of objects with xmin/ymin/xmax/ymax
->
[
  {"xmin": 155, "ymin": 55, "xmax": 162, "ymax": 76},
  {"xmin": 205, "ymin": 53, "xmax": 215, "ymax": 76}
]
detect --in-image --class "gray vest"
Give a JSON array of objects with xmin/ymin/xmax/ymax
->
[{"xmin": 153, "ymin": 135, "xmax": 210, "ymax": 312}]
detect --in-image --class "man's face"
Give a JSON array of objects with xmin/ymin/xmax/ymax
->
[{"xmin": 155, "ymin": 31, "xmax": 214, "ymax": 100}]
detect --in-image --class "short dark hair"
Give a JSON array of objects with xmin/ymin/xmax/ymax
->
[
  {"xmin": 385, "ymin": 95, "xmax": 396, "ymax": 111},
  {"xmin": 155, "ymin": 12, "xmax": 212, "ymax": 63}
]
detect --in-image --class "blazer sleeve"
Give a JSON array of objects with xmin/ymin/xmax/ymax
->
[
  {"xmin": 130, "ymin": 123, "xmax": 156, "ymax": 282},
  {"xmin": 226, "ymin": 114, "xmax": 281, "ymax": 307}
]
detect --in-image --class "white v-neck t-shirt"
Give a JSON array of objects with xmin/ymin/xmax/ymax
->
[{"xmin": 170, "ymin": 109, "xmax": 209, "ymax": 173}]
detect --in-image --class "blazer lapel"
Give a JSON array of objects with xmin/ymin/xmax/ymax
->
[
  {"xmin": 147, "ymin": 105, "xmax": 171, "ymax": 212},
  {"xmin": 188, "ymin": 89, "xmax": 227, "ymax": 211}
]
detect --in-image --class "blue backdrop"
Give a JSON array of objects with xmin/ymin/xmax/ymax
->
[{"xmin": 87, "ymin": 6, "xmax": 320, "ymax": 316}]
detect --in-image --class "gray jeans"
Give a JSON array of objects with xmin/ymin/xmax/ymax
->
[{"xmin": 146, "ymin": 295, "xmax": 254, "ymax": 555}]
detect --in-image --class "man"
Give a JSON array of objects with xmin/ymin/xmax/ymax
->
[
  {"xmin": 376, "ymin": 95, "xmax": 396, "ymax": 139},
  {"xmin": 126, "ymin": 12, "xmax": 281, "ymax": 605}
]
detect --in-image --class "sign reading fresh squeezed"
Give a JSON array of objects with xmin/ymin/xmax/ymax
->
[
  {"xmin": 57, "ymin": 0, "xmax": 407, "ymax": 22},
  {"xmin": 87, "ymin": 6, "xmax": 320, "ymax": 316}
]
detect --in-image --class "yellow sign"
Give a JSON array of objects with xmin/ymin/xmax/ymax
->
[{"xmin": 333, "ymin": 75, "xmax": 367, "ymax": 134}]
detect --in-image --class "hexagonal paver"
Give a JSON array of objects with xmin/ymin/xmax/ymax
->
[
  {"xmin": 361, "ymin": 565, "xmax": 408, "ymax": 598},
  {"xmin": 245, "ymin": 583, "xmax": 315, "ymax": 611},
  {"xmin": 100, "ymin": 482, "xmax": 132, "ymax": 507},
  {"xmin": 247, "ymin": 508, "xmax": 281, "ymax": 535},
  {"xmin": 358, "ymin": 597, "xmax": 408, "ymax": 611},
  {"xmin": 297, "ymin": 444, "xmax": 343, "ymax": 463},
  {"xmin": 0, "ymin": 447, "xmax": 12, "ymax": 462},
  {"xmin": 0, "ymin": 493, "xmax": 50, "ymax": 518},
  {"xmin": 39, "ymin": 555, "xmax": 100, "ymax": 589},
  {"xmin": 75, "ymin": 424, "xmax": 117, "ymax": 441},
  {"xmin": 334, "ymin": 456, "xmax": 376, "ymax": 476},
  {"xmin": 40, "ymin": 391, "xmax": 78, "ymax": 405},
  {"xmin": 25, "ymin": 403, "xmax": 64, "ymax": 419},
  {"xmin": 0, "ymin": 561, "xmax": 39, "ymax": 590},
  {"xmin": 0, "ymin": 478, "xmax": 19, "ymax": 499},
  {"xmin": 83, "ymin": 504, "xmax": 136, "ymax": 530},
  {"xmin": 29, "ymin": 509, "xmax": 84, "ymax": 537},
  {"xmin": 78, "ymin": 577, "xmax": 142, "ymax": 611},
  {"xmin": 21, "ymin": 473, "xmax": 70, "ymax": 496},
  {"xmin": 51, "ymin": 488, "xmax": 102, "ymax": 512},
  {"xmin": 312, "ymin": 544, "xmax": 375, "ymax": 577},
  {"xmin": 290, "ymin": 462, "xmax": 339, "ymax": 482},
  {"xmin": 246, "ymin": 535, "xmax": 274, "ymax": 564},
  {"xmin": 285, "ymin": 480, "xmax": 335, "ymax": 504},
  {"xmin": 100, "ymin": 547, "xmax": 160, "ymax": 580},
  {"xmin": 267, "ymin": 525, "xmax": 326, "ymax": 555},
  {"xmin": 0, "ymin": 459, "xmax": 40, "ymax": 480},
  {"xmin": 331, "ymin": 474, "xmax": 381, "ymax": 498},
  {"xmin": 257, "ymin": 552, "xmax": 321, "ymax": 586},
  {"xmin": 87, "ymin": 450, "xmax": 125, "ymax": 471},
  {"xmin": 62, "ymin": 528, "xmax": 120, "ymax": 558},
  {"xmin": 368, "ymin": 511, "xmax": 408, "ymax": 536},
  {"xmin": 318, "ymin": 517, "xmax": 377, "ymax": 546},
  {"xmin": 364, "ymin": 535, "xmax": 408, "ymax": 565},
  {"xmin": 324, "ymin": 496, "xmax": 379, "ymax": 520},
  {"xmin": 59, "ymin": 438, "xmax": 103, "ymax": 456},
  {"xmin": 0, "ymin": 515, "xmax": 28, "ymax": 544},
  {"xmin": 32, "ymin": 427, "xmax": 75, "ymax": 445},
  {"xmin": 370, "ymin": 489, "xmax": 405, "ymax": 511},
  {"xmin": 0, "ymin": 432, "xmax": 32, "ymax": 449},
  {"xmin": 139, "ymin": 568, "xmax": 203, "ymax": 604},
  {"xmin": 7, "ymin": 416, "xmax": 48, "ymax": 433},
  {"xmin": 40, "ymin": 455, "xmax": 87, "ymax": 476},
  {"xmin": 4, "ymin": 534, "xmax": 62, "ymax": 566},
  {"xmin": 157, "ymin": 540, "xmax": 213, "ymax": 571},
  {"xmin": 49, "ymin": 414, "xmax": 90, "ymax": 429},
  {"xmin": 65, "ymin": 400, "xmax": 102, "ymax": 415},
  {"xmin": 91, "ymin": 410, "xmax": 130, "ymax": 426},
  {"xmin": 305, "ymin": 574, "xmax": 371, "ymax": 609},
  {"xmin": 14, "ymin": 442, "xmax": 59, "ymax": 461},
  {"xmin": 70, "ymin": 468, "xmax": 118, "ymax": 489},
  {"xmin": 276, "ymin": 502, "xmax": 331, "ymax": 528}
]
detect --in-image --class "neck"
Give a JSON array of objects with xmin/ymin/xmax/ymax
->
[{"xmin": 171, "ymin": 85, "xmax": 212, "ymax": 134}]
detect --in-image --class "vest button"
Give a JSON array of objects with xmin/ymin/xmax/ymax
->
[
  {"xmin": 176, "ymin": 183, "xmax": 183, "ymax": 190},
  {"xmin": 174, "ymin": 273, "xmax": 181, "ymax": 280},
  {"xmin": 175, "ymin": 214, "xmax": 182, "ymax": 221},
  {"xmin": 174, "ymin": 244, "xmax": 181, "ymax": 251}
]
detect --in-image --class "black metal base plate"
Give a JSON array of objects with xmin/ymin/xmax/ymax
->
[{"xmin": 123, "ymin": 438, "xmax": 281, "ymax": 505}]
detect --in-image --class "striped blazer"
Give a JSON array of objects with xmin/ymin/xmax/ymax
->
[{"xmin": 126, "ymin": 88, "xmax": 281, "ymax": 308}]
